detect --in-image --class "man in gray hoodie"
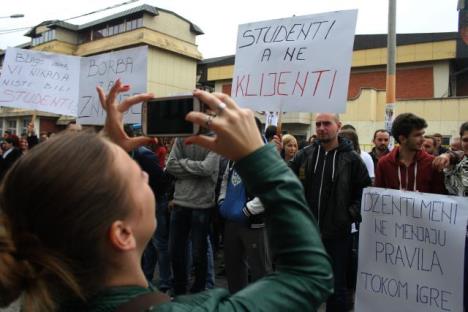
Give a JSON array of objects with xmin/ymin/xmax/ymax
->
[{"xmin": 166, "ymin": 137, "xmax": 220, "ymax": 295}]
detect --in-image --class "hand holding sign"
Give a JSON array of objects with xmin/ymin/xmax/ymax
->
[{"xmin": 97, "ymin": 80, "xmax": 155, "ymax": 152}]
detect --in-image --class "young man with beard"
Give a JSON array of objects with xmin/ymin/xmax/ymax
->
[
  {"xmin": 374, "ymin": 113, "xmax": 445, "ymax": 194},
  {"xmin": 369, "ymin": 129, "xmax": 390, "ymax": 169},
  {"xmin": 289, "ymin": 113, "xmax": 371, "ymax": 312}
]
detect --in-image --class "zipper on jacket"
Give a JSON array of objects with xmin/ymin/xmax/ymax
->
[{"xmin": 317, "ymin": 151, "xmax": 328, "ymax": 227}]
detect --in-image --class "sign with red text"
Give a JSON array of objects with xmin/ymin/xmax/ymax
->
[
  {"xmin": 355, "ymin": 187, "xmax": 468, "ymax": 312},
  {"xmin": 78, "ymin": 46, "xmax": 148, "ymax": 125},
  {"xmin": 231, "ymin": 10, "xmax": 357, "ymax": 113},
  {"xmin": 0, "ymin": 47, "xmax": 80, "ymax": 116}
]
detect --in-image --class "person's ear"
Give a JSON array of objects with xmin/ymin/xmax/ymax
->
[{"xmin": 108, "ymin": 220, "xmax": 136, "ymax": 251}]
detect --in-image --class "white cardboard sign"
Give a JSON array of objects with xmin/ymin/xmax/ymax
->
[
  {"xmin": 0, "ymin": 46, "xmax": 148, "ymax": 124},
  {"xmin": 78, "ymin": 46, "xmax": 148, "ymax": 125},
  {"xmin": 231, "ymin": 10, "xmax": 357, "ymax": 113},
  {"xmin": 0, "ymin": 48, "xmax": 80, "ymax": 116},
  {"xmin": 355, "ymin": 187, "xmax": 468, "ymax": 312}
]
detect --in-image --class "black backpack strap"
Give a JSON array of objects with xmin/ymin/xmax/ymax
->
[{"xmin": 115, "ymin": 291, "xmax": 171, "ymax": 312}]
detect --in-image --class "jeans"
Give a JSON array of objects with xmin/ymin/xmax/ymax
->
[
  {"xmin": 323, "ymin": 235, "xmax": 352, "ymax": 312},
  {"xmin": 187, "ymin": 236, "xmax": 215, "ymax": 289},
  {"xmin": 170, "ymin": 205, "xmax": 211, "ymax": 295},
  {"xmin": 154, "ymin": 194, "xmax": 172, "ymax": 290}
]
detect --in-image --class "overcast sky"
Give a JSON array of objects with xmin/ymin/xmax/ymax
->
[{"xmin": 0, "ymin": 0, "xmax": 459, "ymax": 59}]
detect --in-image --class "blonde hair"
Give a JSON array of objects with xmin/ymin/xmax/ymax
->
[{"xmin": 282, "ymin": 134, "xmax": 297, "ymax": 147}]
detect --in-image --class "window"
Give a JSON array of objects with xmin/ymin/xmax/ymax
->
[
  {"xmin": 119, "ymin": 22, "xmax": 125, "ymax": 33},
  {"xmin": 7, "ymin": 119, "xmax": 17, "ymax": 135},
  {"xmin": 32, "ymin": 30, "xmax": 55, "ymax": 46},
  {"xmin": 93, "ymin": 28, "xmax": 106, "ymax": 39},
  {"xmin": 22, "ymin": 118, "xmax": 31, "ymax": 135},
  {"xmin": 82, "ymin": 17, "xmax": 142, "ymax": 42},
  {"xmin": 442, "ymin": 136, "xmax": 450, "ymax": 146}
]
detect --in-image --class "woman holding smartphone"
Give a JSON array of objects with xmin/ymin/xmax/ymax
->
[{"xmin": 0, "ymin": 80, "xmax": 332, "ymax": 311}]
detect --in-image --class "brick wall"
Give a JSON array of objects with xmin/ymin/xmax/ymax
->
[
  {"xmin": 222, "ymin": 84, "xmax": 232, "ymax": 95},
  {"xmin": 348, "ymin": 67, "xmax": 434, "ymax": 99},
  {"xmin": 39, "ymin": 117, "xmax": 62, "ymax": 134}
]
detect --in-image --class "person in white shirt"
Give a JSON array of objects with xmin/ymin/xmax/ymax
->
[{"xmin": 339, "ymin": 129, "xmax": 375, "ymax": 182}]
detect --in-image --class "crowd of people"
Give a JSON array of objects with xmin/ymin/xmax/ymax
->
[{"xmin": 0, "ymin": 80, "xmax": 466, "ymax": 312}]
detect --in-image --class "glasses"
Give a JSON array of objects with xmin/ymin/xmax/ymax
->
[{"xmin": 315, "ymin": 121, "xmax": 333, "ymax": 127}]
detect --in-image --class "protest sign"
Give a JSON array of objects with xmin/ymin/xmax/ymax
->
[
  {"xmin": 0, "ymin": 48, "xmax": 80, "ymax": 116},
  {"xmin": 231, "ymin": 10, "xmax": 357, "ymax": 113},
  {"xmin": 355, "ymin": 187, "xmax": 468, "ymax": 312},
  {"xmin": 78, "ymin": 46, "xmax": 148, "ymax": 125},
  {"xmin": 0, "ymin": 46, "xmax": 148, "ymax": 124}
]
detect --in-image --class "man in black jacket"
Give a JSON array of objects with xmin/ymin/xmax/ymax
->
[
  {"xmin": 289, "ymin": 113, "xmax": 371, "ymax": 312},
  {"xmin": 0, "ymin": 137, "xmax": 22, "ymax": 181}
]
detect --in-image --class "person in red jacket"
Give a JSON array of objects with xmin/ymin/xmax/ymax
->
[{"xmin": 374, "ymin": 113, "xmax": 446, "ymax": 194}]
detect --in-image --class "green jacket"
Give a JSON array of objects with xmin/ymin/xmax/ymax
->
[{"xmin": 62, "ymin": 144, "xmax": 333, "ymax": 311}]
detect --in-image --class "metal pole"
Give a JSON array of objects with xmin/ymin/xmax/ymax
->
[{"xmin": 385, "ymin": 0, "xmax": 397, "ymax": 147}]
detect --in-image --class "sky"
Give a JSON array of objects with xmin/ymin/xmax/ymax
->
[{"xmin": 0, "ymin": 0, "xmax": 459, "ymax": 59}]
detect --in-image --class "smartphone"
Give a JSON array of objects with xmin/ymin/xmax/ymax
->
[{"xmin": 142, "ymin": 95, "xmax": 201, "ymax": 137}]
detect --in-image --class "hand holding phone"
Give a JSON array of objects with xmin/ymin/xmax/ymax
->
[{"xmin": 142, "ymin": 95, "xmax": 201, "ymax": 137}]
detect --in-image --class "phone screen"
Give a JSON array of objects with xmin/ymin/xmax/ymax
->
[{"xmin": 146, "ymin": 97, "xmax": 195, "ymax": 135}]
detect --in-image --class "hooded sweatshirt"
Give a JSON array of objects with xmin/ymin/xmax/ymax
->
[
  {"xmin": 290, "ymin": 137, "xmax": 371, "ymax": 239},
  {"xmin": 374, "ymin": 146, "xmax": 446, "ymax": 194}
]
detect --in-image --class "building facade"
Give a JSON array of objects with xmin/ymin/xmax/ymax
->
[{"xmin": 0, "ymin": 4, "xmax": 203, "ymax": 136}]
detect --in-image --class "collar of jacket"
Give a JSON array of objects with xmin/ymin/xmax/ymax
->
[{"xmin": 386, "ymin": 146, "xmax": 431, "ymax": 164}]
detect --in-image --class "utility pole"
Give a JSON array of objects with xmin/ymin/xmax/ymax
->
[{"xmin": 385, "ymin": 0, "xmax": 396, "ymax": 147}]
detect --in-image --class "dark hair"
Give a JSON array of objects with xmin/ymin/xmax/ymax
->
[
  {"xmin": 265, "ymin": 125, "xmax": 277, "ymax": 142},
  {"xmin": 460, "ymin": 122, "xmax": 468, "ymax": 137},
  {"xmin": 339, "ymin": 129, "xmax": 361, "ymax": 154},
  {"xmin": 341, "ymin": 124, "xmax": 356, "ymax": 131},
  {"xmin": 423, "ymin": 135, "xmax": 436, "ymax": 146},
  {"xmin": 308, "ymin": 134, "xmax": 317, "ymax": 144},
  {"xmin": 391, "ymin": 113, "xmax": 427, "ymax": 144},
  {"xmin": 432, "ymin": 133, "xmax": 442, "ymax": 138},
  {"xmin": 0, "ymin": 132, "xmax": 131, "ymax": 310},
  {"xmin": 372, "ymin": 129, "xmax": 389, "ymax": 141}
]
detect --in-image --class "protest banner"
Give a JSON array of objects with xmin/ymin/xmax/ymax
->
[
  {"xmin": 355, "ymin": 187, "xmax": 468, "ymax": 312},
  {"xmin": 231, "ymin": 10, "xmax": 357, "ymax": 113},
  {"xmin": 0, "ymin": 46, "xmax": 148, "ymax": 124},
  {"xmin": 78, "ymin": 46, "xmax": 148, "ymax": 125},
  {"xmin": 0, "ymin": 47, "xmax": 80, "ymax": 116}
]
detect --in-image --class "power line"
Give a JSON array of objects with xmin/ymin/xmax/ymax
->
[
  {"xmin": 0, "ymin": 0, "xmax": 139, "ymax": 35},
  {"xmin": 62, "ymin": 0, "xmax": 138, "ymax": 21}
]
